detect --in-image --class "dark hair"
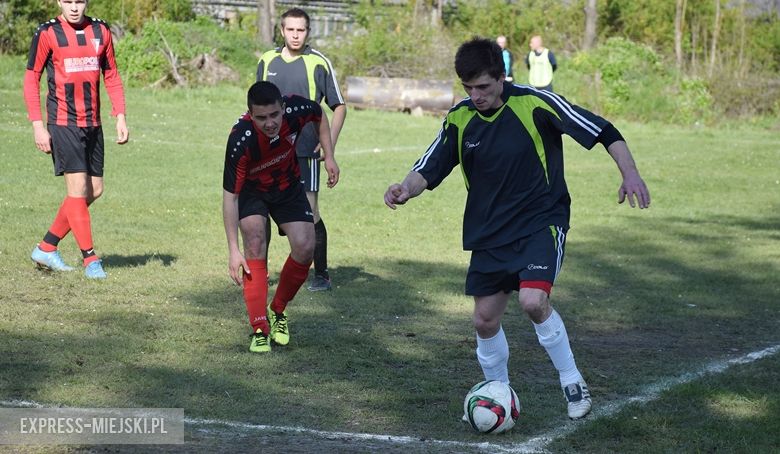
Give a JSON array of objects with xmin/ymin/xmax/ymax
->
[
  {"xmin": 454, "ymin": 37, "xmax": 505, "ymax": 82},
  {"xmin": 247, "ymin": 81, "xmax": 283, "ymax": 110},
  {"xmin": 281, "ymin": 8, "xmax": 310, "ymax": 30}
]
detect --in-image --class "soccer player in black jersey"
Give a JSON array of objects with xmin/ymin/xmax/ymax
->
[
  {"xmin": 223, "ymin": 81, "xmax": 339, "ymax": 353},
  {"xmin": 384, "ymin": 38, "xmax": 650, "ymax": 420}
]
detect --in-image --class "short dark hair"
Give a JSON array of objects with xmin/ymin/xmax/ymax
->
[
  {"xmin": 281, "ymin": 8, "xmax": 310, "ymax": 30},
  {"xmin": 454, "ymin": 37, "xmax": 505, "ymax": 82},
  {"xmin": 247, "ymin": 81, "xmax": 283, "ymax": 110}
]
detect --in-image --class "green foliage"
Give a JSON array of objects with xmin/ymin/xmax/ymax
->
[
  {"xmin": 325, "ymin": 0, "xmax": 455, "ymax": 79},
  {"xmin": 602, "ymin": 0, "xmax": 676, "ymax": 48},
  {"xmin": 748, "ymin": 12, "xmax": 780, "ymax": 73},
  {"xmin": 87, "ymin": 0, "xmax": 195, "ymax": 33},
  {"xmin": 445, "ymin": 0, "xmax": 583, "ymax": 55},
  {"xmin": 115, "ymin": 20, "xmax": 195, "ymax": 86},
  {"xmin": 0, "ymin": 0, "xmax": 57, "ymax": 54},
  {"xmin": 564, "ymin": 37, "xmax": 679, "ymax": 121},
  {"xmin": 0, "ymin": 0, "xmax": 195, "ymax": 54},
  {"xmin": 675, "ymin": 76, "xmax": 715, "ymax": 124},
  {"xmin": 115, "ymin": 18, "xmax": 257, "ymax": 87}
]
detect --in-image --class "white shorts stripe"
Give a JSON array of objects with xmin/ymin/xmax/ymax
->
[
  {"xmin": 554, "ymin": 226, "xmax": 566, "ymax": 282},
  {"xmin": 299, "ymin": 157, "xmax": 320, "ymax": 192}
]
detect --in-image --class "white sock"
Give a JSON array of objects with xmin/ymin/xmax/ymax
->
[
  {"xmin": 476, "ymin": 326, "xmax": 510, "ymax": 384},
  {"xmin": 533, "ymin": 309, "xmax": 583, "ymax": 387}
]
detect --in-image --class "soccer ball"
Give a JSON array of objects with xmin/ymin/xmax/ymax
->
[{"xmin": 463, "ymin": 380, "xmax": 520, "ymax": 434}]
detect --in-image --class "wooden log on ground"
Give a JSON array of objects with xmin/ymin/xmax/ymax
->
[{"xmin": 345, "ymin": 76, "xmax": 456, "ymax": 114}]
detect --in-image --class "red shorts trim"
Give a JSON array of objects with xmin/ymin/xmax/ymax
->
[{"xmin": 519, "ymin": 280, "xmax": 552, "ymax": 295}]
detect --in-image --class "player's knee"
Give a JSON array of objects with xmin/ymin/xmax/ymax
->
[
  {"xmin": 473, "ymin": 312, "xmax": 501, "ymax": 338},
  {"xmin": 518, "ymin": 291, "xmax": 549, "ymax": 319},
  {"xmin": 243, "ymin": 234, "xmax": 267, "ymax": 258},
  {"xmin": 290, "ymin": 235, "xmax": 314, "ymax": 261}
]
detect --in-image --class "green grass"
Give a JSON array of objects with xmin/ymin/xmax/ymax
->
[{"xmin": 1, "ymin": 54, "xmax": 779, "ymax": 452}]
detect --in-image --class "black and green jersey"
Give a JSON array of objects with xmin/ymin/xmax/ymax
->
[
  {"xmin": 413, "ymin": 82, "xmax": 618, "ymax": 251},
  {"xmin": 256, "ymin": 45, "xmax": 344, "ymax": 158}
]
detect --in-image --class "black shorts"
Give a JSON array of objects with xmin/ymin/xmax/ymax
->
[
  {"xmin": 465, "ymin": 226, "xmax": 567, "ymax": 296},
  {"xmin": 238, "ymin": 183, "xmax": 314, "ymax": 227},
  {"xmin": 49, "ymin": 125, "xmax": 104, "ymax": 177},
  {"xmin": 298, "ymin": 157, "xmax": 320, "ymax": 192}
]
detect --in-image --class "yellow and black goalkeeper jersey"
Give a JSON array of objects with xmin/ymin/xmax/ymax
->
[
  {"xmin": 256, "ymin": 45, "xmax": 344, "ymax": 158},
  {"xmin": 412, "ymin": 82, "xmax": 620, "ymax": 251}
]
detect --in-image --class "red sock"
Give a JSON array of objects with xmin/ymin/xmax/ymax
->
[
  {"xmin": 63, "ymin": 196, "xmax": 98, "ymax": 266},
  {"xmin": 271, "ymin": 255, "xmax": 311, "ymax": 314},
  {"xmin": 40, "ymin": 199, "xmax": 71, "ymax": 252},
  {"xmin": 243, "ymin": 259, "xmax": 269, "ymax": 335}
]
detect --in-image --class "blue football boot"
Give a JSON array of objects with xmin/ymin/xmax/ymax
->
[
  {"xmin": 84, "ymin": 259, "xmax": 107, "ymax": 279},
  {"xmin": 31, "ymin": 246, "xmax": 75, "ymax": 272}
]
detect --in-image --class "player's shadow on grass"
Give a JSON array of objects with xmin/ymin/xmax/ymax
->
[{"xmin": 102, "ymin": 253, "xmax": 176, "ymax": 268}]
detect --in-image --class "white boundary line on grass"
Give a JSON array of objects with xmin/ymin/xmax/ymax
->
[
  {"xmin": 508, "ymin": 343, "xmax": 780, "ymax": 454},
  {"xmin": 2, "ymin": 343, "xmax": 778, "ymax": 453}
]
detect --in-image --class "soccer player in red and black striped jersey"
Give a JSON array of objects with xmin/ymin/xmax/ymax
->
[
  {"xmin": 24, "ymin": 0, "xmax": 129, "ymax": 279},
  {"xmin": 223, "ymin": 81, "xmax": 339, "ymax": 353},
  {"xmin": 257, "ymin": 7, "xmax": 347, "ymax": 292}
]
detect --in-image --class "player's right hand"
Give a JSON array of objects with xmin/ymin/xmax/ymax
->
[
  {"xmin": 228, "ymin": 251, "xmax": 248, "ymax": 286},
  {"xmin": 32, "ymin": 121, "xmax": 52, "ymax": 154},
  {"xmin": 384, "ymin": 183, "xmax": 410, "ymax": 210}
]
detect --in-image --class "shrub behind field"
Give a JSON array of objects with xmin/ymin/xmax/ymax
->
[{"xmin": 115, "ymin": 18, "xmax": 257, "ymax": 88}]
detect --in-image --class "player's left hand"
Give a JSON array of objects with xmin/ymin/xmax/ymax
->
[
  {"xmin": 116, "ymin": 114, "xmax": 129, "ymax": 144},
  {"xmin": 324, "ymin": 156, "xmax": 339, "ymax": 188},
  {"xmin": 618, "ymin": 173, "xmax": 650, "ymax": 209}
]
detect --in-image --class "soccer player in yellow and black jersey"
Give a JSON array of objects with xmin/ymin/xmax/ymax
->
[
  {"xmin": 256, "ymin": 7, "xmax": 346, "ymax": 292},
  {"xmin": 24, "ymin": 0, "xmax": 129, "ymax": 279},
  {"xmin": 384, "ymin": 38, "xmax": 650, "ymax": 420},
  {"xmin": 223, "ymin": 81, "xmax": 339, "ymax": 353}
]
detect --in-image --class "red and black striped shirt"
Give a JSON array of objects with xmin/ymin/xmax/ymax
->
[
  {"xmin": 223, "ymin": 96, "xmax": 323, "ymax": 196},
  {"xmin": 24, "ymin": 15, "xmax": 125, "ymax": 127}
]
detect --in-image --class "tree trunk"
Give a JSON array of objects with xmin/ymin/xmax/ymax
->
[
  {"xmin": 708, "ymin": 0, "xmax": 721, "ymax": 78},
  {"xmin": 257, "ymin": 0, "xmax": 273, "ymax": 46},
  {"xmin": 583, "ymin": 0, "xmax": 598, "ymax": 50},
  {"xmin": 432, "ymin": 0, "xmax": 443, "ymax": 26},
  {"xmin": 674, "ymin": 0, "xmax": 687, "ymax": 71},
  {"xmin": 737, "ymin": 0, "xmax": 746, "ymax": 77},
  {"xmin": 690, "ymin": 19, "xmax": 698, "ymax": 73}
]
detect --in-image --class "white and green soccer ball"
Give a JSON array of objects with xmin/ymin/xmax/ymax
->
[{"xmin": 463, "ymin": 380, "xmax": 520, "ymax": 434}]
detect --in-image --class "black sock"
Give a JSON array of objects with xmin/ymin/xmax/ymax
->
[
  {"xmin": 314, "ymin": 219, "xmax": 328, "ymax": 279},
  {"xmin": 43, "ymin": 231, "xmax": 62, "ymax": 247},
  {"xmin": 265, "ymin": 217, "xmax": 272, "ymax": 252}
]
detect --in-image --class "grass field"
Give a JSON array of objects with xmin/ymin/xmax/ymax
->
[{"xmin": 1, "ymin": 53, "xmax": 779, "ymax": 453}]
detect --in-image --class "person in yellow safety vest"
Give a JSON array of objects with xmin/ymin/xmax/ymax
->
[{"xmin": 525, "ymin": 35, "xmax": 557, "ymax": 92}]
